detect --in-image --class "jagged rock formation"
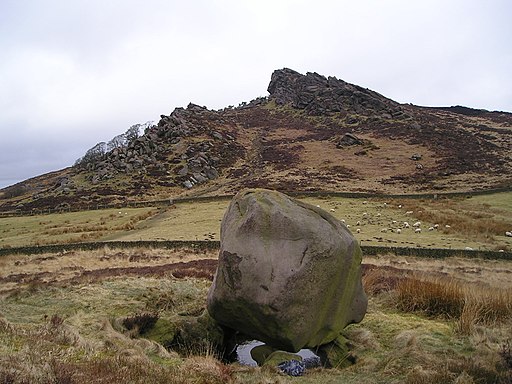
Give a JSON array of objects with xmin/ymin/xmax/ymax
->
[
  {"xmin": 82, "ymin": 104, "xmax": 240, "ymax": 188},
  {"xmin": 268, "ymin": 68, "xmax": 408, "ymax": 118},
  {"xmin": 1, "ymin": 68, "xmax": 511, "ymax": 212}
]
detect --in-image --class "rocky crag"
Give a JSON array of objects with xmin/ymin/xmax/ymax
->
[{"xmin": 1, "ymin": 68, "xmax": 512, "ymax": 212}]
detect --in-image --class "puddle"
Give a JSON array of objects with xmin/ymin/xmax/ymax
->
[{"xmin": 235, "ymin": 340, "xmax": 321, "ymax": 367}]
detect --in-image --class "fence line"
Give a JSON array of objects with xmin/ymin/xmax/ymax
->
[
  {"xmin": 2, "ymin": 185, "xmax": 512, "ymax": 218},
  {"xmin": 4, "ymin": 186, "xmax": 512, "ymax": 218},
  {"xmin": 0, "ymin": 240, "xmax": 510, "ymax": 261}
]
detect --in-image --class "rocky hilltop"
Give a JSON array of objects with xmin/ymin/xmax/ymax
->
[
  {"xmin": 1, "ymin": 68, "xmax": 512, "ymax": 212},
  {"xmin": 268, "ymin": 68, "xmax": 405, "ymax": 118}
]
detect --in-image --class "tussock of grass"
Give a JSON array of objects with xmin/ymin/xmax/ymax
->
[
  {"xmin": 393, "ymin": 275, "xmax": 512, "ymax": 334},
  {"xmin": 396, "ymin": 277, "xmax": 465, "ymax": 318}
]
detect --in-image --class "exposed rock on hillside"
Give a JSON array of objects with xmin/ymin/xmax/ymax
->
[
  {"xmin": 268, "ymin": 68, "xmax": 408, "ymax": 118},
  {"xmin": 80, "ymin": 103, "xmax": 244, "ymax": 189}
]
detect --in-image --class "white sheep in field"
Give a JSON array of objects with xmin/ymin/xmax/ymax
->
[
  {"xmin": 465, "ymin": 247, "xmax": 474, "ymax": 251},
  {"xmin": 403, "ymin": 222, "xmax": 410, "ymax": 228},
  {"xmin": 397, "ymin": 228, "xmax": 402, "ymax": 234},
  {"xmin": 405, "ymin": 211, "xmax": 413, "ymax": 215},
  {"xmin": 505, "ymin": 231, "xmax": 512, "ymax": 237},
  {"xmin": 445, "ymin": 225, "xmax": 451, "ymax": 228},
  {"xmin": 428, "ymin": 227, "xmax": 435, "ymax": 231},
  {"xmin": 356, "ymin": 228, "xmax": 361, "ymax": 233},
  {"xmin": 381, "ymin": 228, "xmax": 388, "ymax": 233},
  {"xmin": 415, "ymin": 228, "xmax": 422, "ymax": 233},
  {"xmin": 413, "ymin": 221, "xmax": 421, "ymax": 227},
  {"xmin": 356, "ymin": 220, "xmax": 361, "ymax": 226},
  {"xmin": 330, "ymin": 208, "xmax": 335, "ymax": 212}
]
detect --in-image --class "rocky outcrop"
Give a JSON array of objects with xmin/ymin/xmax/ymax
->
[
  {"xmin": 207, "ymin": 189, "xmax": 368, "ymax": 352},
  {"xmin": 268, "ymin": 68, "xmax": 409, "ymax": 118},
  {"xmin": 79, "ymin": 103, "xmax": 240, "ymax": 187}
]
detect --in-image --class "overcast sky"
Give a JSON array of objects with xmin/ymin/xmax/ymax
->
[{"xmin": 1, "ymin": 0, "xmax": 511, "ymax": 189}]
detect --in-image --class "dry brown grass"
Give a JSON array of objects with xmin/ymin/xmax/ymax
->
[
  {"xmin": 2, "ymin": 246, "xmax": 512, "ymax": 383},
  {"xmin": 392, "ymin": 275, "xmax": 512, "ymax": 336},
  {"xmin": 395, "ymin": 277, "xmax": 465, "ymax": 318},
  {"xmin": 405, "ymin": 198, "xmax": 512, "ymax": 243}
]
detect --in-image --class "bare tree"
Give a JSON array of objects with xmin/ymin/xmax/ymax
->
[
  {"xmin": 75, "ymin": 142, "xmax": 107, "ymax": 168},
  {"xmin": 125, "ymin": 124, "xmax": 142, "ymax": 144},
  {"xmin": 107, "ymin": 133, "xmax": 127, "ymax": 152},
  {"xmin": 74, "ymin": 120, "xmax": 155, "ymax": 168}
]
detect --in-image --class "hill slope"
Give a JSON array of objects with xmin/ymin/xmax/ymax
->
[{"xmin": 1, "ymin": 68, "xmax": 512, "ymax": 212}]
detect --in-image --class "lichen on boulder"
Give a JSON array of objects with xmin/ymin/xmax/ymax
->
[{"xmin": 207, "ymin": 188, "xmax": 367, "ymax": 352}]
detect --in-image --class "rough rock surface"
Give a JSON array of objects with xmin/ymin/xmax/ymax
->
[
  {"xmin": 207, "ymin": 189, "xmax": 368, "ymax": 352},
  {"xmin": 267, "ymin": 68, "xmax": 408, "ymax": 118}
]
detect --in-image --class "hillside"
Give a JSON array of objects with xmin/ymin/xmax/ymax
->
[{"xmin": 1, "ymin": 68, "xmax": 512, "ymax": 213}]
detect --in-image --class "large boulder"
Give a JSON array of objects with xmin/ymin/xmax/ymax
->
[{"xmin": 207, "ymin": 189, "xmax": 367, "ymax": 352}]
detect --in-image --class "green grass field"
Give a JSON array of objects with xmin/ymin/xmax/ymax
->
[
  {"xmin": 1, "ymin": 192, "xmax": 511, "ymax": 252},
  {"xmin": 0, "ymin": 207, "xmax": 157, "ymax": 248}
]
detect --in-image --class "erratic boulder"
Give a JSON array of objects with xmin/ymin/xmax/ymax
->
[{"xmin": 207, "ymin": 189, "xmax": 367, "ymax": 352}]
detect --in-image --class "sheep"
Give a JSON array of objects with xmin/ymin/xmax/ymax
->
[
  {"xmin": 362, "ymin": 212, "xmax": 368, "ymax": 217},
  {"xmin": 445, "ymin": 225, "xmax": 451, "ymax": 228},
  {"xmin": 363, "ymin": 201, "xmax": 368, "ymax": 205},
  {"xmin": 405, "ymin": 211, "xmax": 414, "ymax": 215},
  {"xmin": 428, "ymin": 227, "xmax": 435, "ymax": 231},
  {"xmin": 434, "ymin": 224, "xmax": 439, "ymax": 229},
  {"xmin": 356, "ymin": 220, "xmax": 361, "ymax": 226},
  {"xmin": 505, "ymin": 231, "xmax": 512, "ymax": 237},
  {"xmin": 413, "ymin": 221, "xmax": 421, "ymax": 227},
  {"xmin": 330, "ymin": 208, "xmax": 336, "ymax": 212},
  {"xmin": 356, "ymin": 228, "xmax": 361, "ymax": 233},
  {"xmin": 376, "ymin": 213, "xmax": 381, "ymax": 217},
  {"xmin": 381, "ymin": 228, "xmax": 388, "ymax": 233},
  {"xmin": 341, "ymin": 219, "xmax": 346, "ymax": 223},
  {"xmin": 398, "ymin": 204, "xmax": 402, "ymax": 208},
  {"xmin": 396, "ymin": 228, "xmax": 402, "ymax": 234},
  {"xmin": 347, "ymin": 224, "xmax": 351, "ymax": 228},
  {"xmin": 415, "ymin": 228, "xmax": 422, "ymax": 233},
  {"xmin": 465, "ymin": 247, "xmax": 473, "ymax": 251},
  {"xmin": 392, "ymin": 220, "xmax": 398, "ymax": 224},
  {"xmin": 403, "ymin": 221, "xmax": 410, "ymax": 228}
]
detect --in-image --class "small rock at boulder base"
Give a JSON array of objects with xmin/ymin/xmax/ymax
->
[
  {"xmin": 278, "ymin": 359, "xmax": 306, "ymax": 377},
  {"xmin": 207, "ymin": 188, "xmax": 368, "ymax": 352}
]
